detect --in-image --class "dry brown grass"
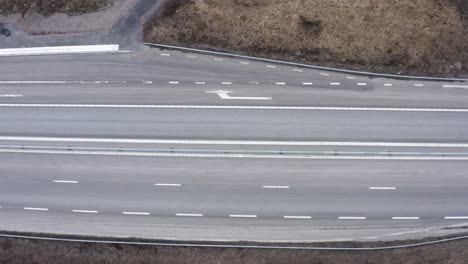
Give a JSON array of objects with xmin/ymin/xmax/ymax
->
[
  {"xmin": 145, "ymin": 0, "xmax": 468, "ymax": 76},
  {"xmin": 0, "ymin": 0, "xmax": 112, "ymax": 16}
]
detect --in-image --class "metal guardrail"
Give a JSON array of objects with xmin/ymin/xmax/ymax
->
[{"xmin": 144, "ymin": 42, "xmax": 468, "ymax": 82}]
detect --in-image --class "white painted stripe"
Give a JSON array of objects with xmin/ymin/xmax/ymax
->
[
  {"xmin": 0, "ymin": 45, "xmax": 119, "ymax": 57},
  {"xmin": 249, "ymin": 82, "xmax": 260, "ymax": 85},
  {"xmin": 262, "ymin": 185, "xmax": 290, "ymax": 189},
  {"xmin": 169, "ymin": 81, "xmax": 179, "ymax": 84},
  {"xmin": 72, "ymin": 210, "xmax": 98, "ymax": 214},
  {"xmin": 122, "ymin": 212, "xmax": 150, "ymax": 216},
  {"xmin": 414, "ymin": 84, "xmax": 424, "ymax": 87},
  {"xmin": 346, "ymin": 76, "xmax": 356, "ymax": 79},
  {"xmin": 160, "ymin": 53, "xmax": 170, "ymax": 56},
  {"xmin": 3, "ymin": 149, "xmax": 467, "ymax": 160},
  {"xmin": 330, "ymin": 83, "xmax": 341, "ymax": 86},
  {"xmin": 24, "ymin": 207, "xmax": 48, "ymax": 211},
  {"xmin": 221, "ymin": 82, "xmax": 232, "ymax": 85},
  {"xmin": 176, "ymin": 213, "xmax": 203, "ymax": 217},
  {"xmin": 214, "ymin": 58, "xmax": 223, "ymax": 61},
  {"xmin": 320, "ymin": 73, "xmax": 330, "ymax": 76},
  {"xmin": 0, "ymin": 94, "xmax": 23, "ymax": 97},
  {"xmin": 229, "ymin": 214, "xmax": 257, "ymax": 218},
  {"xmin": 443, "ymin": 85, "xmax": 468, "ymax": 89},
  {"xmin": 240, "ymin": 61, "xmax": 250, "ymax": 65},
  {"xmin": 195, "ymin": 81, "xmax": 205, "ymax": 85},
  {"xmin": 1, "ymin": 136, "xmax": 468, "ymax": 148},
  {"xmin": 187, "ymin": 55, "xmax": 197, "ymax": 58},
  {"xmin": 369, "ymin": 187, "xmax": 396, "ymax": 190},
  {"xmin": 0, "ymin": 104, "xmax": 467, "ymax": 112},
  {"xmin": 284, "ymin": 216, "xmax": 312, "ymax": 219},
  {"xmin": 53, "ymin": 180, "xmax": 78, "ymax": 184},
  {"xmin": 392, "ymin": 217, "xmax": 420, "ymax": 220},
  {"xmin": 275, "ymin": 82, "xmax": 286, "ymax": 85},
  {"xmin": 143, "ymin": 81, "xmax": 153, "ymax": 84},
  {"xmin": 339, "ymin": 216, "xmax": 366, "ymax": 220},
  {"xmin": 357, "ymin": 83, "xmax": 367, "ymax": 86},
  {"xmin": 155, "ymin": 183, "xmax": 181, "ymax": 187},
  {"xmin": 384, "ymin": 84, "xmax": 393, "ymax": 87},
  {"xmin": 445, "ymin": 216, "xmax": 468, "ymax": 220},
  {"xmin": 266, "ymin": 65, "xmax": 276, "ymax": 68},
  {"xmin": 0, "ymin": 81, "xmax": 68, "ymax": 84},
  {"xmin": 293, "ymin": 68, "xmax": 303, "ymax": 72},
  {"xmin": 302, "ymin": 82, "xmax": 313, "ymax": 86}
]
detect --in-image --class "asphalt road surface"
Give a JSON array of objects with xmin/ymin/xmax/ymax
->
[{"xmin": 0, "ymin": 46, "xmax": 467, "ymax": 242}]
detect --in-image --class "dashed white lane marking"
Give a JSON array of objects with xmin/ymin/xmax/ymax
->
[
  {"xmin": 384, "ymin": 84, "xmax": 393, "ymax": 87},
  {"xmin": 72, "ymin": 210, "xmax": 98, "ymax": 214},
  {"xmin": 445, "ymin": 216, "xmax": 468, "ymax": 220},
  {"xmin": 187, "ymin": 55, "xmax": 197, "ymax": 58},
  {"xmin": 53, "ymin": 180, "xmax": 78, "ymax": 184},
  {"xmin": 369, "ymin": 187, "xmax": 396, "ymax": 190},
  {"xmin": 176, "ymin": 213, "xmax": 203, "ymax": 217},
  {"xmin": 1, "ymin": 104, "xmax": 467, "ymax": 112},
  {"xmin": 302, "ymin": 82, "xmax": 313, "ymax": 86},
  {"xmin": 357, "ymin": 83, "xmax": 368, "ymax": 86},
  {"xmin": 0, "ymin": 94, "xmax": 23, "ymax": 97},
  {"xmin": 195, "ymin": 81, "xmax": 205, "ymax": 85},
  {"xmin": 262, "ymin": 185, "xmax": 290, "ymax": 189},
  {"xmin": 266, "ymin": 65, "xmax": 276, "ymax": 68},
  {"xmin": 275, "ymin": 82, "xmax": 286, "ymax": 85},
  {"xmin": 122, "ymin": 211, "xmax": 150, "ymax": 216},
  {"xmin": 443, "ymin": 85, "xmax": 468, "ymax": 89},
  {"xmin": 154, "ymin": 183, "xmax": 181, "ymax": 187},
  {"xmin": 169, "ymin": 81, "xmax": 179, "ymax": 84},
  {"xmin": 160, "ymin": 53, "xmax": 170, "ymax": 56},
  {"xmin": 320, "ymin": 73, "xmax": 330, "ymax": 76},
  {"xmin": 249, "ymin": 82, "xmax": 259, "ymax": 85},
  {"xmin": 213, "ymin": 58, "xmax": 223, "ymax": 61},
  {"xmin": 339, "ymin": 216, "xmax": 366, "ymax": 220},
  {"xmin": 414, "ymin": 84, "xmax": 424, "ymax": 87},
  {"xmin": 229, "ymin": 214, "xmax": 257, "ymax": 218},
  {"xmin": 293, "ymin": 68, "xmax": 303, "ymax": 72},
  {"xmin": 392, "ymin": 216, "xmax": 420, "ymax": 220},
  {"xmin": 346, "ymin": 76, "xmax": 356, "ymax": 80},
  {"xmin": 330, "ymin": 83, "xmax": 341, "ymax": 86},
  {"xmin": 143, "ymin": 81, "xmax": 153, "ymax": 84},
  {"xmin": 221, "ymin": 82, "xmax": 232, "ymax": 85},
  {"xmin": 239, "ymin": 61, "xmax": 250, "ymax": 65},
  {"xmin": 284, "ymin": 215, "xmax": 312, "ymax": 219},
  {"xmin": 24, "ymin": 207, "xmax": 48, "ymax": 211}
]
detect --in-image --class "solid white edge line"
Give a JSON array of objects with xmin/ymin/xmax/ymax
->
[
  {"xmin": 339, "ymin": 216, "xmax": 366, "ymax": 220},
  {"xmin": 229, "ymin": 214, "xmax": 257, "ymax": 218},
  {"xmin": 122, "ymin": 212, "xmax": 150, "ymax": 216},
  {"xmin": 262, "ymin": 185, "xmax": 290, "ymax": 189},
  {"xmin": 154, "ymin": 183, "xmax": 181, "ymax": 187},
  {"xmin": 283, "ymin": 216, "xmax": 312, "ymax": 219},
  {"xmin": 0, "ymin": 104, "xmax": 467, "ymax": 112},
  {"xmin": 369, "ymin": 187, "xmax": 396, "ymax": 190},
  {"xmin": 392, "ymin": 217, "xmax": 420, "ymax": 220},
  {"xmin": 176, "ymin": 213, "xmax": 203, "ymax": 217},
  {"xmin": 24, "ymin": 207, "xmax": 48, "ymax": 211},
  {"xmin": 443, "ymin": 85, "xmax": 468, "ymax": 88},
  {"xmin": 445, "ymin": 216, "xmax": 468, "ymax": 220},
  {"xmin": 72, "ymin": 210, "xmax": 99, "ymax": 214},
  {"xmin": 53, "ymin": 180, "xmax": 79, "ymax": 184}
]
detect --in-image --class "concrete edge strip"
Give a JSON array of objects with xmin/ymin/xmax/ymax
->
[
  {"xmin": 143, "ymin": 43, "xmax": 468, "ymax": 82},
  {"xmin": 0, "ymin": 45, "xmax": 120, "ymax": 57},
  {"xmin": 0, "ymin": 233, "xmax": 467, "ymax": 251}
]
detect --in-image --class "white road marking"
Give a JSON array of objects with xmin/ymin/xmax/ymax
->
[
  {"xmin": 206, "ymin": 90, "xmax": 272, "ymax": 100},
  {"xmin": 275, "ymin": 82, "xmax": 286, "ymax": 85},
  {"xmin": 122, "ymin": 211, "xmax": 150, "ymax": 216},
  {"xmin": 2, "ymin": 136, "xmax": 468, "ymax": 148},
  {"xmin": 384, "ymin": 84, "xmax": 393, "ymax": 87},
  {"xmin": 302, "ymin": 82, "xmax": 313, "ymax": 86},
  {"xmin": 160, "ymin": 53, "xmax": 170, "ymax": 56},
  {"xmin": 339, "ymin": 216, "xmax": 366, "ymax": 220},
  {"xmin": 266, "ymin": 65, "xmax": 276, "ymax": 68},
  {"xmin": 169, "ymin": 81, "xmax": 179, "ymax": 84},
  {"xmin": 320, "ymin": 73, "xmax": 330, "ymax": 76},
  {"xmin": 214, "ymin": 58, "xmax": 223, "ymax": 61},
  {"xmin": 444, "ymin": 216, "xmax": 468, "ymax": 220},
  {"xmin": 229, "ymin": 214, "xmax": 257, "ymax": 218},
  {"xmin": 330, "ymin": 82, "xmax": 341, "ymax": 86},
  {"xmin": 443, "ymin": 85, "xmax": 468, "ymax": 89},
  {"xmin": 187, "ymin": 55, "xmax": 197, "ymax": 58},
  {"xmin": 392, "ymin": 217, "xmax": 420, "ymax": 220},
  {"xmin": 72, "ymin": 210, "xmax": 98, "ymax": 214},
  {"xmin": 249, "ymin": 82, "xmax": 260, "ymax": 85},
  {"xmin": 357, "ymin": 83, "xmax": 367, "ymax": 86},
  {"xmin": 414, "ymin": 84, "xmax": 424, "ymax": 87},
  {"xmin": 346, "ymin": 76, "xmax": 356, "ymax": 80},
  {"xmin": 53, "ymin": 180, "xmax": 78, "ymax": 184},
  {"xmin": 240, "ymin": 61, "xmax": 250, "ymax": 65},
  {"xmin": 0, "ymin": 94, "xmax": 23, "ymax": 97},
  {"xmin": 176, "ymin": 213, "xmax": 203, "ymax": 217},
  {"xmin": 262, "ymin": 185, "xmax": 290, "ymax": 189},
  {"xmin": 284, "ymin": 216, "xmax": 312, "ymax": 219},
  {"xmin": 24, "ymin": 207, "xmax": 48, "ymax": 211},
  {"xmin": 221, "ymin": 82, "xmax": 232, "ymax": 85},
  {"xmin": 369, "ymin": 187, "xmax": 396, "ymax": 190},
  {"xmin": 293, "ymin": 68, "xmax": 303, "ymax": 72},
  {"xmin": 195, "ymin": 81, "xmax": 205, "ymax": 85},
  {"xmin": 155, "ymin": 183, "xmax": 181, "ymax": 187},
  {"xmin": 143, "ymin": 81, "xmax": 153, "ymax": 84}
]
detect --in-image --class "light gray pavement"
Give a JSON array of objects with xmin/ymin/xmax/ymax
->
[{"xmin": 0, "ymin": 48, "xmax": 467, "ymax": 242}]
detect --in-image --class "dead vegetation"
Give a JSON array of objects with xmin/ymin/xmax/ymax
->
[
  {"xmin": 146, "ymin": 0, "xmax": 468, "ymax": 76},
  {"xmin": 0, "ymin": 0, "xmax": 112, "ymax": 16}
]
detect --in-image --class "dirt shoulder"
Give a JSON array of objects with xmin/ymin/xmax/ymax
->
[
  {"xmin": 0, "ymin": 0, "xmax": 112, "ymax": 16},
  {"xmin": 145, "ymin": 0, "xmax": 468, "ymax": 77},
  {"xmin": 1, "ymin": 232, "xmax": 468, "ymax": 264}
]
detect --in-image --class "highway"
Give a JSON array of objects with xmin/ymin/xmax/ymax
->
[{"xmin": 0, "ymin": 46, "xmax": 467, "ymax": 242}]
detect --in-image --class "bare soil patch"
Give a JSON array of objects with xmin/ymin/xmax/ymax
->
[
  {"xmin": 0, "ymin": 0, "xmax": 112, "ymax": 16},
  {"xmin": 145, "ymin": 0, "xmax": 468, "ymax": 77}
]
